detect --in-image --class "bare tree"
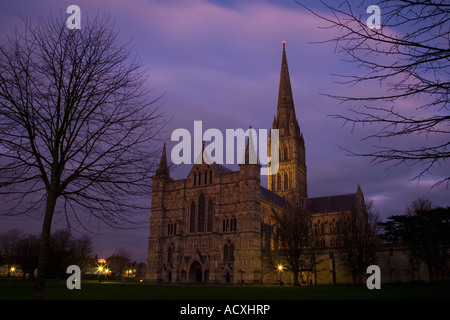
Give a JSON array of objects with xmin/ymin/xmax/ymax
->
[
  {"xmin": 381, "ymin": 198, "xmax": 450, "ymax": 283},
  {"xmin": 16, "ymin": 234, "xmax": 40, "ymax": 279},
  {"xmin": 296, "ymin": 0, "xmax": 449, "ymax": 187},
  {"xmin": 272, "ymin": 207, "xmax": 318, "ymax": 286},
  {"xmin": 405, "ymin": 198, "xmax": 433, "ymax": 216},
  {"xmin": 337, "ymin": 200, "xmax": 380, "ymax": 284},
  {"xmin": 0, "ymin": 14, "xmax": 165, "ymax": 298},
  {"xmin": 0, "ymin": 228, "xmax": 23, "ymax": 269},
  {"xmin": 71, "ymin": 234, "xmax": 93, "ymax": 272}
]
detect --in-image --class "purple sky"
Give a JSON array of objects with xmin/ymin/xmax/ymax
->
[{"xmin": 0, "ymin": 0, "xmax": 448, "ymax": 262}]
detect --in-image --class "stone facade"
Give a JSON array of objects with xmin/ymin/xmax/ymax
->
[
  {"xmin": 146, "ymin": 42, "xmax": 448, "ymax": 285},
  {"xmin": 147, "ymin": 140, "xmax": 287, "ymax": 284},
  {"xmin": 146, "ymin": 42, "xmax": 367, "ymax": 285}
]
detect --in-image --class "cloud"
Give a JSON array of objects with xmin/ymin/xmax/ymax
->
[{"xmin": 0, "ymin": 0, "xmax": 448, "ymax": 262}]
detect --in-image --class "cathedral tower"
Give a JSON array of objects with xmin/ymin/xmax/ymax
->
[{"xmin": 268, "ymin": 41, "xmax": 307, "ymax": 207}]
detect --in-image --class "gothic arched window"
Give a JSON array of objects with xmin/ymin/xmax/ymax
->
[
  {"xmin": 284, "ymin": 173, "xmax": 289, "ymax": 190},
  {"xmin": 330, "ymin": 219, "xmax": 336, "ymax": 234},
  {"xmin": 231, "ymin": 216, "xmax": 236, "ymax": 232},
  {"xmin": 229, "ymin": 243, "xmax": 235, "ymax": 262},
  {"xmin": 207, "ymin": 200, "xmax": 213, "ymax": 232},
  {"xmin": 167, "ymin": 245, "xmax": 174, "ymax": 264},
  {"xmin": 167, "ymin": 222, "xmax": 176, "ymax": 236},
  {"xmin": 197, "ymin": 194, "xmax": 205, "ymax": 232},
  {"xmin": 223, "ymin": 241, "xmax": 234, "ymax": 263},
  {"xmin": 277, "ymin": 173, "xmax": 281, "ymax": 190},
  {"xmin": 223, "ymin": 243, "xmax": 228, "ymax": 263},
  {"xmin": 190, "ymin": 202, "xmax": 196, "ymax": 233},
  {"xmin": 222, "ymin": 216, "xmax": 237, "ymax": 232},
  {"xmin": 284, "ymin": 147, "xmax": 288, "ymax": 161}
]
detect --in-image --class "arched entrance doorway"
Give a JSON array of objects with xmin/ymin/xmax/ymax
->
[
  {"xmin": 225, "ymin": 272, "xmax": 231, "ymax": 284},
  {"xmin": 189, "ymin": 261, "xmax": 202, "ymax": 283}
]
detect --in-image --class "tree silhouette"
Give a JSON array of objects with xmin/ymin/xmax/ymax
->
[
  {"xmin": 297, "ymin": 0, "xmax": 449, "ymax": 187},
  {"xmin": 381, "ymin": 199, "xmax": 450, "ymax": 282},
  {"xmin": 0, "ymin": 14, "xmax": 165, "ymax": 298},
  {"xmin": 272, "ymin": 207, "xmax": 319, "ymax": 286},
  {"xmin": 337, "ymin": 200, "xmax": 380, "ymax": 284}
]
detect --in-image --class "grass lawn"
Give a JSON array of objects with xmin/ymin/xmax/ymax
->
[{"xmin": 1, "ymin": 279, "xmax": 449, "ymax": 300}]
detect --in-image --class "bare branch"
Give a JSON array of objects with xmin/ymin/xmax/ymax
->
[
  {"xmin": 297, "ymin": 0, "xmax": 449, "ymax": 187},
  {"xmin": 0, "ymin": 14, "xmax": 167, "ymax": 298}
]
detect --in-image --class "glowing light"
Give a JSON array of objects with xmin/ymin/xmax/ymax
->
[
  {"xmin": 10, "ymin": 267, "xmax": 15, "ymax": 273},
  {"xmin": 277, "ymin": 264, "xmax": 284, "ymax": 286},
  {"xmin": 282, "ymin": 39, "xmax": 285, "ymax": 44}
]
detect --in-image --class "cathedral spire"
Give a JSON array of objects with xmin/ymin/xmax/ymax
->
[
  {"xmin": 156, "ymin": 142, "xmax": 169, "ymax": 176},
  {"xmin": 277, "ymin": 40, "xmax": 295, "ymax": 114},
  {"xmin": 243, "ymin": 126, "xmax": 258, "ymax": 165},
  {"xmin": 269, "ymin": 40, "xmax": 307, "ymax": 202}
]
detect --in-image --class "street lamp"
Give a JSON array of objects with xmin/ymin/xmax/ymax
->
[
  {"xmin": 9, "ymin": 266, "xmax": 16, "ymax": 277},
  {"xmin": 277, "ymin": 264, "xmax": 283, "ymax": 286},
  {"xmin": 97, "ymin": 263, "xmax": 108, "ymax": 282},
  {"xmin": 104, "ymin": 268, "xmax": 111, "ymax": 279}
]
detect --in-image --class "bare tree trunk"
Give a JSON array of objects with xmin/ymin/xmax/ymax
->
[
  {"xmin": 33, "ymin": 190, "xmax": 57, "ymax": 300},
  {"xmin": 330, "ymin": 252, "xmax": 336, "ymax": 285},
  {"xmin": 293, "ymin": 270, "xmax": 300, "ymax": 286},
  {"xmin": 314, "ymin": 264, "xmax": 317, "ymax": 285}
]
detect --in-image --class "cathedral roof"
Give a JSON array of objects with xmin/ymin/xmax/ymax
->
[
  {"xmin": 260, "ymin": 186, "xmax": 287, "ymax": 208},
  {"xmin": 302, "ymin": 193, "xmax": 357, "ymax": 214},
  {"xmin": 214, "ymin": 163, "xmax": 234, "ymax": 174}
]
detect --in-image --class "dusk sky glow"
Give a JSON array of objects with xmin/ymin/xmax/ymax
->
[{"xmin": 0, "ymin": 0, "xmax": 448, "ymax": 263}]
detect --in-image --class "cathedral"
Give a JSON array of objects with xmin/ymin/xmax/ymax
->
[{"xmin": 146, "ymin": 42, "xmax": 367, "ymax": 285}]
